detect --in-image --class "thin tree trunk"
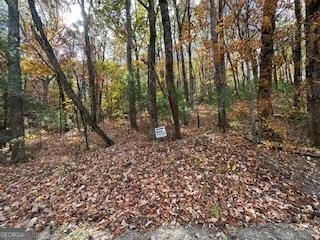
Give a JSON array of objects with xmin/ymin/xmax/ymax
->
[
  {"xmin": 252, "ymin": 53, "xmax": 259, "ymax": 81},
  {"xmin": 293, "ymin": 0, "xmax": 302, "ymax": 108},
  {"xmin": 282, "ymin": 48, "xmax": 292, "ymax": 84},
  {"xmin": 306, "ymin": 0, "xmax": 320, "ymax": 146},
  {"xmin": 3, "ymin": 91, "xmax": 8, "ymax": 130},
  {"xmin": 5, "ymin": 0, "xmax": 25, "ymax": 162},
  {"xmin": 226, "ymin": 49, "xmax": 239, "ymax": 95},
  {"xmin": 160, "ymin": 0, "xmax": 181, "ymax": 139},
  {"xmin": 186, "ymin": 0, "xmax": 195, "ymax": 107},
  {"xmin": 273, "ymin": 63, "xmax": 278, "ymax": 88},
  {"xmin": 126, "ymin": 0, "xmax": 138, "ymax": 129},
  {"xmin": 28, "ymin": 0, "xmax": 114, "ymax": 146},
  {"xmin": 180, "ymin": 50, "xmax": 188, "ymax": 102},
  {"xmin": 173, "ymin": 0, "xmax": 189, "ymax": 104},
  {"xmin": 80, "ymin": 0, "xmax": 98, "ymax": 125},
  {"xmin": 133, "ymin": 38, "xmax": 142, "ymax": 111},
  {"xmin": 57, "ymin": 82, "xmax": 68, "ymax": 133},
  {"xmin": 76, "ymin": 76, "xmax": 89, "ymax": 150},
  {"xmin": 147, "ymin": 0, "xmax": 158, "ymax": 134},
  {"xmin": 246, "ymin": 60, "xmax": 258, "ymax": 143},
  {"xmin": 173, "ymin": 20, "xmax": 181, "ymax": 87}
]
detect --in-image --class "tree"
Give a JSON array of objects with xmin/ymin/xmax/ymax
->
[
  {"xmin": 173, "ymin": 0, "xmax": 189, "ymax": 104},
  {"xmin": 293, "ymin": 0, "xmax": 302, "ymax": 109},
  {"xmin": 0, "ymin": 1, "xmax": 8, "ymax": 131},
  {"xmin": 209, "ymin": 0, "xmax": 228, "ymax": 131},
  {"xmin": 5, "ymin": 0, "xmax": 25, "ymax": 162},
  {"xmin": 125, "ymin": 0, "xmax": 138, "ymax": 129},
  {"xmin": 159, "ymin": 0, "xmax": 181, "ymax": 139},
  {"xmin": 147, "ymin": 0, "xmax": 158, "ymax": 134},
  {"xmin": 186, "ymin": 0, "xmax": 195, "ymax": 107},
  {"xmin": 27, "ymin": 0, "xmax": 114, "ymax": 147},
  {"xmin": 79, "ymin": 0, "xmax": 98, "ymax": 125},
  {"xmin": 137, "ymin": 0, "xmax": 158, "ymax": 134},
  {"xmin": 306, "ymin": 0, "xmax": 320, "ymax": 146},
  {"xmin": 257, "ymin": 1, "xmax": 277, "ymax": 131}
]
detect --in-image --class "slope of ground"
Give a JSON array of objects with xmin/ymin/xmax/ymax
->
[{"xmin": 0, "ymin": 117, "xmax": 319, "ymax": 239}]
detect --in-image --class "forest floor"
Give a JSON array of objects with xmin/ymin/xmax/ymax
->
[{"xmin": 0, "ymin": 108, "xmax": 319, "ymax": 239}]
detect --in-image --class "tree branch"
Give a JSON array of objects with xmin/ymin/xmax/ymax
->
[{"xmin": 137, "ymin": 0, "xmax": 148, "ymax": 11}]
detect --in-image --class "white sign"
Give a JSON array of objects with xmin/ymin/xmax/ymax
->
[{"xmin": 155, "ymin": 126, "xmax": 167, "ymax": 138}]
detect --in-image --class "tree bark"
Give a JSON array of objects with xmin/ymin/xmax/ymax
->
[
  {"xmin": 5, "ymin": 0, "xmax": 25, "ymax": 162},
  {"xmin": 126, "ymin": 0, "xmax": 138, "ymax": 129},
  {"xmin": 160, "ymin": 0, "xmax": 181, "ymax": 139},
  {"xmin": 209, "ymin": 0, "xmax": 228, "ymax": 131},
  {"xmin": 173, "ymin": 0, "xmax": 189, "ymax": 104},
  {"xmin": 80, "ymin": 0, "xmax": 98, "ymax": 125},
  {"xmin": 186, "ymin": 0, "xmax": 195, "ymax": 107},
  {"xmin": 28, "ymin": 0, "xmax": 114, "ymax": 146},
  {"xmin": 133, "ymin": 36, "xmax": 142, "ymax": 111},
  {"xmin": 147, "ymin": 0, "xmax": 158, "ymax": 133},
  {"xmin": 293, "ymin": 0, "xmax": 302, "ymax": 108},
  {"xmin": 257, "ymin": 1, "xmax": 277, "ymax": 122},
  {"xmin": 306, "ymin": 0, "xmax": 320, "ymax": 146}
]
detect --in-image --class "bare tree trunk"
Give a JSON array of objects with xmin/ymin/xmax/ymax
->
[
  {"xmin": 282, "ymin": 48, "xmax": 292, "ymax": 84},
  {"xmin": 28, "ymin": 0, "xmax": 114, "ymax": 146},
  {"xmin": 126, "ymin": 0, "xmax": 138, "ymax": 129},
  {"xmin": 209, "ymin": 0, "xmax": 228, "ymax": 131},
  {"xmin": 293, "ymin": 0, "xmax": 302, "ymax": 108},
  {"xmin": 148, "ymin": 0, "xmax": 158, "ymax": 133},
  {"xmin": 75, "ymin": 75, "xmax": 89, "ymax": 150},
  {"xmin": 306, "ymin": 0, "xmax": 320, "ymax": 146},
  {"xmin": 226, "ymin": 49, "xmax": 239, "ymax": 96},
  {"xmin": 138, "ymin": 0, "xmax": 159, "ymax": 135},
  {"xmin": 252, "ymin": 53, "xmax": 259, "ymax": 80},
  {"xmin": 133, "ymin": 36, "xmax": 142, "ymax": 112},
  {"xmin": 173, "ymin": 0, "xmax": 189, "ymax": 104},
  {"xmin": 57, "ymin": 81, "xmax": 68, "ymax": 133},
  {"xmin": 80, "ymin": 0, "xmax": 98, "ymax": 125},
  {"xmin": 5, "ymin": 0, "xmax": 25, "ymax": 162},
  {"xmin": 257, "ymin": 1, "xmax": 277, "ymax": 125},
  {"xmin": 160, "ymin": 0, "xmax": 181, "ymax": 139},
  {"xmin": 186, "ymin": 0, "xmax": 195, "ymax": 107},
  {"xmin": 272, "ymin": 60, "xmax": 278, "ymax": 88},
  {"xmin": 173, "ymin": 20, "xmax": 181, "ymax": 87}
]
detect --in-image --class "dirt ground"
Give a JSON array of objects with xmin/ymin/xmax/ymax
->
[{"xmin": 37, "ymin": 223, "xmax": 315, "ymax": 239}]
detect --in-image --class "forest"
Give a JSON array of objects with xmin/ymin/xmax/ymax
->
[{"xmin": 0, "ymin": 0, "xmax": 319, "ymax": 239}]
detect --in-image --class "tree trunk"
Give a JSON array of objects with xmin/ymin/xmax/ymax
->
[
  {"xmin": 133, "ymin": 37, "xmax": 142, "ymax": 111},
  {"xmin": 273, "ymin": 63, "xmax": 278, "ymax": 88},
  {"xmin": 226, "ymin": 49, "xmax": 239, "ymax": 96},
  {"xmin": 293, "ymin": 0, "xmax": 302, "ymax": 108},
  {"xmin": 306, "ymin": 0, "xmax": 320, "ymax": 146},
  {"xmin": 257, "ymin": 1, "xmax": 277, "ymax": 122},
  {"xmin": 186, "ymin": 0, "xmax": 195, "ymax": 107},
  {"xmin": 126, "ymin": 0, "xmax": 138, "ymax": 129},
  {"xmin": 5, "ymin": 0, "xmax": 25, "ymax": 162},
  {"xmin": 28, "ymin": 0, "xmax": 114, "ymax": 146},
  {"xmin": 57, "ymin": 81, "xmax": 68, "ymax": 133},
  {"xmin": 160, "ymin": 0, "xmax": 181, "ymax": 139},
  {"xmin": 147, "ymin": 0, "xmax": 158, "ymax": 133},
  {"xmin": 252, "ymin": 53, "xmax": 259, "ymax": 81},
  {"xmin": 173, "ymin": 20, "xmax": 181, "ymax": 87},
  {"xmin": 209, "ymin": 0, "xmax": 228, "ymax": 131},
  {"xmin": 173, "ymin": 0, "xmax": 189, "ymax": 104},
  {"xmin": 80, "ymin": 0, "xmax": 98, "ymax": 125}
]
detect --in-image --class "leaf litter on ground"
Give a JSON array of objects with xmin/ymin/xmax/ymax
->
[{"xmin": 0, "ymin": 119, "xmax": 319, "ymax": 239}]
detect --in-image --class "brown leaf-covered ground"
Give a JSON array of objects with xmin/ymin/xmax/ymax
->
[{"xmin": 0, "ymin": 115, "xmax": 319, "ymax": 238}]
